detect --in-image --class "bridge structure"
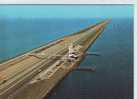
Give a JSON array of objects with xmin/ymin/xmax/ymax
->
[{"xmin": 0, "ymin": 19, "xmax": 110, "ymax": 99}]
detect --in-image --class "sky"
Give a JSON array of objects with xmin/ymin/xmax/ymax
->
[{"xmin": 0, "ymin": 5, "xmax": 133, "ymax": 18}]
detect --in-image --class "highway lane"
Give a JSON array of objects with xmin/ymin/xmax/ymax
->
[
  {"xmin": 0, "ymin": 29, "xmax": 88, "ymax": 98},
  {"xmin": 11, "ymin": 21, "xmax": 109, "ymax": 99},
  {"xmin": 0, "ymin": 20, "xmax": 110, "ymax": 99}
]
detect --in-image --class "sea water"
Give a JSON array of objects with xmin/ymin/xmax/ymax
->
[{"xmin": 0, "ymin": 18, "xmax": 133, "ymax": 99}]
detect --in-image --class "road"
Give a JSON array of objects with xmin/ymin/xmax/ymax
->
[{"xmin": 0, "ymin": 19, "xmax": 110, "ymax": 99}]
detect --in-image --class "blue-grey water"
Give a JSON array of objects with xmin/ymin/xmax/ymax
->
[{"xmin": 0, "ymin": 18, "xmax": 133, "ymax": 99}]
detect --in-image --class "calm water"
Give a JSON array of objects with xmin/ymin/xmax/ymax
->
[{"xmin": 0, "ymin": 18, "xmax": 133, "ymax": 99}]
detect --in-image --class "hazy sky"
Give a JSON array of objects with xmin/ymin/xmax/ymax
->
[{"xmin": 0, "ymin": 5, "xmax": 133, "ymax": 18}]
